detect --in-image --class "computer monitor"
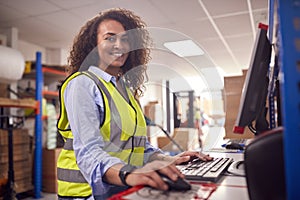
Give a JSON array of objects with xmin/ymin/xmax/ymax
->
[{"xmin": 233, "ymin": 23, "xmax": 272, "ymax": 135}]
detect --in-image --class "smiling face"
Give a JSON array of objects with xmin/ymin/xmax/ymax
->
[{"xmin": 97, "ymin": 19, "xmax": 130, "ymax": 76}]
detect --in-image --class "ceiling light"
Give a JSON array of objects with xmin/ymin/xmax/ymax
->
[{"xmin": 163, "ymin": 39, "xmax": 204, "ymax": 57}]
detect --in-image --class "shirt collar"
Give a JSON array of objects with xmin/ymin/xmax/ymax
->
[{"xmin": 88, "ymin": 66, "xmax": 117, "ymax": 86}]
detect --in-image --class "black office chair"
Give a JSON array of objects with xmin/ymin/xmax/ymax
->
[{"xmin": 244, "ymin": 126, "xmax": 286, "ymax": 200}]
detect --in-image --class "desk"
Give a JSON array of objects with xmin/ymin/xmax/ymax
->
[
  {"xmin": 110, "ymin": 151, "xmax": 249, "ymax": 200},
  {"xmin": 203, "ymin": 151, "xmax": 248, "ymax": 200}
]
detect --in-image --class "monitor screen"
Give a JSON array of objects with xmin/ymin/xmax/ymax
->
[{"xmin": 233, "ymin": 23, "xmax": 272, "ymax": 135}]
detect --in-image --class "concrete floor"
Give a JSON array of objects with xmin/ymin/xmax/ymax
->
[
  {"xmin": 31, "ymin": 193, "xmax": 57, "ymax": 200},
  {"xmin": 20, "ymin": 192, "xmax": 57, "ymax": 200}
]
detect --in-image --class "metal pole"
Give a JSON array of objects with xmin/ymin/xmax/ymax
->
[{"xmin": 34, "ymin": 51, "xmax": 43, "ymax": 198}]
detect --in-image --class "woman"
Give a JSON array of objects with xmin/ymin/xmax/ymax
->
[{"xmin": 57, "ymin": 8, "xmax": 212, "ymax": 200}]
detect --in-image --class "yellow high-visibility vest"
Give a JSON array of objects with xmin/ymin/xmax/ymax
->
[{"xmin": 56, "ymin": 71, "xmax": 147, "ymax": 198}]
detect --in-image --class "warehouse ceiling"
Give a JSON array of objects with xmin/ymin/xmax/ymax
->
[{"xmin": 0, "ymin": 0, "xmax": 269, "ymax": 80}]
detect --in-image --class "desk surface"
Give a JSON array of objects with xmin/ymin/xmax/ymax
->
[
  {"xmin": 203, "ymin": 151, "xmax": 249, "ymax": 200},
  {"xmin": 109, "ymin": 151, "xmax": 249, "ymax": 200}
]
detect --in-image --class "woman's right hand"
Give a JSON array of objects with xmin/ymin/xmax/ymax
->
[{"xmin": 125, "ymin": 160, "xmax": 184, "ymax": 190}]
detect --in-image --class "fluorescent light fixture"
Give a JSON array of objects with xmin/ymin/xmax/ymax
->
[{"xmin": 163, "ymin": 39, "xmax": 204, "ymax": 57}]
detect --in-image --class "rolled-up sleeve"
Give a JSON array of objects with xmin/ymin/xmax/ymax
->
[{"xmin": 143, "ymin": 141, "xmax": 164, "ymax": 164}]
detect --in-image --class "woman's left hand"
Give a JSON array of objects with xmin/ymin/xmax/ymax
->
[{"xmin": 173, "ymin": 151, "xmax": 213, "ymax": 165}]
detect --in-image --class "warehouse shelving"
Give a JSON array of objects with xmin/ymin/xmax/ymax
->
[{"xmin": 270, "ymin": 1, "xmax": 300, "ymax": 199}]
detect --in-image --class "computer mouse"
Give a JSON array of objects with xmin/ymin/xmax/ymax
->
[
  {"xmin": 225, "ymin": 142, "xmax": 244, "ymax": 150},
  {"xmin": 158, "ymin": 172, "xmax": 191, "ymax": 191}
]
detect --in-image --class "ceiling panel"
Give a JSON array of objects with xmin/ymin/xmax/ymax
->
[
  {"xmin": 150, "ymin": 50, "xmax": 210, "ymax": 79},
  {"xmin": 185, "ymin": 55, "xmax": 216, "ymax": 68},
  {"xmin": 47, "ymin": 0, "xmax": 97, "ymax": 9},
  {"xmin": 14, "ymin": 17, "xmax": 70, "ymax": 44},
  {"xmin": 225, "ymin": 34, "xmax": 254, "ymax": 51},
  {"xmin": 199, "ymin": 38, "xmax": 228, "ymax": 54},
  {"xmin": 251, "ymin": 0, "xmax": 269, "ymax": 10},
  {"xmin": 68, "ymin": 2, "xmax": 116, "ymax": 20},
  {"xmin": 0, "ymin": 4, "xmax": 27, "ymax": 22},
  {"xmin": 202, "ymin": 0, "xmax": 248, "ymax": 17},
  {"xmin": 209, "ymin": 50, "xmax": 241, "ymax": 75},
  {"xmin": 37, "ymin": 10, "xmax": 85, "ymax": 33},
  {"xmin": 0, "ymin": 0, "xmax": 60, "ymax": 15},
  {"xmin": 151, "ymin": 0, "xmax": 207, "ymax": 23},
  {"xmin": 214, "ymin": 13, "xmax": 252, "ymax": 37},
  {"xmin": 147, "ymin": 63, "xmax": 185, "ymax": 82},
  {"xmin": 177, "ymin": 18, "xmax": 219, "ymax": 41},
  {"xmin": 225, "ymin": 34, "xmax": 254, "ymax": 68},
  {"xmin": 111, "ymin": 0, "xmax": 172, "ymax": 27},
  {"xmin": 151, "ymin": 50, "xmax": 191, "ymax": 69},
  {"xmin": 234, "ymin": 51, "xmax": 252, "ymax": 69}
]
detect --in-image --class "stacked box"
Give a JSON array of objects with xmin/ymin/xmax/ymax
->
[
  {"xmin": 0, "ymin": 83, "xmax": 8, "ymax": 98},
  {"xmin": 42, "ymin": 148, "xmax": 62, "ymax": 193},
  {"xmin": 0, "ymin": 129, "xmax": 33, "ymax": 196},
  {"xmin": 157, "ymin": 128, "xmax": 200, "ymax": 152},
  {"xmin": 223, "ymin": 70, "xmax": 254, "ymax": 139}
]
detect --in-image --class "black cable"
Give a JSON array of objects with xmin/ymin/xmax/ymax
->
[
  {"xmin": 145, "ymin": 116, "xmax": 184, "ymax": 152},
  {"xmin": 155, "ymin": 124, "xmax": 184, "ymax": 152}
]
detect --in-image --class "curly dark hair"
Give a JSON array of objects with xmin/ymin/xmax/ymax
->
[{"xmin": 67, "ymin": 8, "xmax": 152, "ymax": 97}]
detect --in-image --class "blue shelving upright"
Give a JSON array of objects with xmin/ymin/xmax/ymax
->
[
  {"xmin": 275, "ymin": 0, "xmax": 300, "ymax": 199},
  {"xmin": 34, "ymin": 51, "xmax": 43, "ymax": 198}
]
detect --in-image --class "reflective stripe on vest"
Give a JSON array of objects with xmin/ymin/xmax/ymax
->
[
  {"xmin": 57, "ymin": 167, "xmax": 87, "ymax": 183},
  {"xmin": 63, "ymin": 137, "xmax": 146, "ymax": 151},
  {"xmin": 56, "ymin": 70, "xmax": 147, "ymax": 197}
]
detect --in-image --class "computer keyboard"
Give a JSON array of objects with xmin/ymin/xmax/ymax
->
[
  {"xmin": 228, "ymin": 138, "xmax": 247, "ymax": 145},
  {"xmin": 177, "ymin": 157, "xmax": 233, "ymax": 182}
]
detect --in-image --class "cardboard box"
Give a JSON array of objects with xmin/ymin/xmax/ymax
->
[
  {"xmin": 0, "ymin": 83, "xmax": 8, "ymax": 98},
  {"xmin": 223, "ymin": 72, "xmax": 254, "ymax": 139},
  {"xmin": 0, "ymin": 129, "xmax": 31, "ymax": 165},
  {"xmin": 42, "ymin": 148, "xmax": 62, "ymax": 193},
  {"xmin": 0, "ymin": 129, "xmax": 31, "ymax": 164},
  {"xmin": 0, "ymin": 159, "xmax": 32, "ymax": 180},
  {"xmin": 14, "ymin": 178, "xmax": 34, "ymax": 194},
  {"xmin": 157, "ymin": 128, "xmax": 199, "ymax": 152},
  {"xmin": 0, "ymin": 128, "xmax": 33, "ymax": 196},
  {"xmin": 0, "ymin": 129, "xmax": 30, "ymax": 146}
]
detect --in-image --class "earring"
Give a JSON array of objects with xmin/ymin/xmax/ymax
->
[{"xmin": 117, "ymin": 71, "xmax": 123, "ymax": 80}]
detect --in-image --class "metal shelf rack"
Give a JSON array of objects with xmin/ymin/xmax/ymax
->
[{"xmin": 271, "ymin": 0, "xmax": 300, "ymax": 199}]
